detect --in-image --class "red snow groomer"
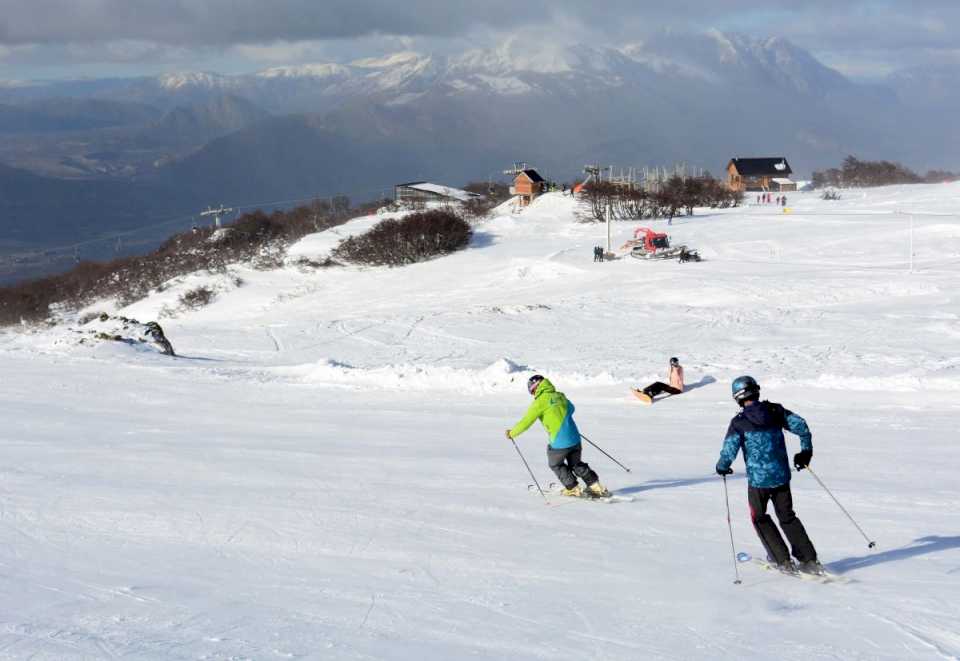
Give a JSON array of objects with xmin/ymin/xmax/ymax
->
[{"xmin": 627, "ymin": 227, "xmax": 700, "ymax": 262}]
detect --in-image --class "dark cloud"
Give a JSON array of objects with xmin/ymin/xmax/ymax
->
[
  {"xmin": 0, "ymin": 1, "xmax": 957, "ymax": 76},
  {"xmin": 0, "ymin": 1, "xmax": 540, "ymax": 45},
  {"xmin": 0, "ymin": 1, "xmax": 955, "ymax": 46}
]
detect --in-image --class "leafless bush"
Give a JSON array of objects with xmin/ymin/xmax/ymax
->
[
  {"xmin": 332, "ymin": 209, "xmax": 472, "ymax": 266},
  {"xmin": 577, "ymin": 174, "xmax": 740, "ymax": 223},
  {"xmin": 820, "ymin": 189, "xmax": 842, "ymax": 200},
  {"xmin": 291, "ymin": 256, "xmax": 339, "ymax": 270},
  {"xmin": 179, "ymin": 286, "xmax": 216, "ymax": 309}
]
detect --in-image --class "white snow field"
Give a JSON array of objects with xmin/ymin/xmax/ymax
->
[{"xmin": 2, "ymin": 184, "xmax": 960, "ymax": 660}]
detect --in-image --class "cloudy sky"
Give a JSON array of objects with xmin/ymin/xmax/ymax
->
[{"xmin": 0, "ymin": 0, "xmax": 957, "ymax": 80}]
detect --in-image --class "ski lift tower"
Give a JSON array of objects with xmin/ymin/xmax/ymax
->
[
  {"xmin": 502, "ymin": 162, "xmax": 529, "ymax": 178},
  {"xmin": 200, "ymin": 205, "xmax": 234, "ymax": 228},
  {"xmin": 582, "ymin": 164, "xmax": 601, "ymax": 188}
]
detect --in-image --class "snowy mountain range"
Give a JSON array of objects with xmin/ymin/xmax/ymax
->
[
  {"xmin": 0, "ymin": 31, "xmax": 956, "ymax": 281},
  {"xmin": 104, "ymin": 32, "xmax": 871, "ymax": 111}
]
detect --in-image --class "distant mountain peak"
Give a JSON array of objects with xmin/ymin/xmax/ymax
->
[
  {"xmin": 156, "ymin": 71, "xmax": 233, "ymax": 90},
  {"xmin": 255, "ymin": 63, "xmax": 351, "ymax": 79},
  {"xmin": 350, "ymin": 51, "xmax": 427, "ymax": 69}
]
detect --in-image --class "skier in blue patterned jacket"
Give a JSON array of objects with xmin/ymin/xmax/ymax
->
[{"xmin": 715, "ymin": 375, "xmax": 823, "ymax": 575}]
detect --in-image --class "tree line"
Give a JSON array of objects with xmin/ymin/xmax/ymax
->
[
  {"xmin": 579, "ymin": 175, "xmax": 743, "ymax": 222},
  {"xmin": 813, "ymin": 155, "xmax": 959, "ymax": 189}
]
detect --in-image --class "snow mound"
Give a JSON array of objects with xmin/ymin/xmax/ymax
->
[
  {"xmin": 286, "ymin": 211, "xmax": 411, "ymax": 263},
  {"xmin": 271, "ymin": 357, "xmax": 618, "ymax": 392}
]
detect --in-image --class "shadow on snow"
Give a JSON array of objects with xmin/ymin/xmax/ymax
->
[
  {"xmin": 829, "ymin": 535, "xmax": 960, "ymax": 575},
  {"xmin": 616, "ymin": 472, "xmax": 744, "ymax": 495}
]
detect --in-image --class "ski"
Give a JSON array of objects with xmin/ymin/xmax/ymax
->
[
  {"xmin": 528, "ymin": 483, "xmax": 636, "ymax": 504},
  {"xmin": 743, "ymin": 557, "xmax": 849, "ymax": 584}
]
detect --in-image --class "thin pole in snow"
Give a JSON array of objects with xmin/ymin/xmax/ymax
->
[
  {"xmin": 722, "ymin": 475, "xmax": 742, "ymax": 585},
  {"xmin": 909, "ymin": 214, "xmax": 915, "ymax": 273},
  {"xmin": 806, "ymin": 466, "xmax": 876, "ymax": 549},
  {"xmin": 606, "ymin": 201, "xmax": 612, "ymax": 254}
]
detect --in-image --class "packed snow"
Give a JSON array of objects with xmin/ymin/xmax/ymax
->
[{"xmin": 2, "ymin": 184, "xmax": 960, "ymax": 659}]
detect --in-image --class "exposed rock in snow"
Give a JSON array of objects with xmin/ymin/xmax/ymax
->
[{"xmin": 72, "ymin": 313, "xmax": 175, "ymax": 356}]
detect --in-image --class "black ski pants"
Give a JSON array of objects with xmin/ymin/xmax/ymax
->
[
  {"xmin": 547, "ymin": 444, "xmax": 598, "ymax": 489},
  {"xmin": 748, "ymin": 483, "xmax": 817, "ymax": 564},
  {"xmin": 642, "ymin": 382, "xmax": 682, "ymax": 398}
]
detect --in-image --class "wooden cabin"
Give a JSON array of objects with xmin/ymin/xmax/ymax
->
[
  {"xmin": 510, "ymin": 169, "xmax": 546, "ymax": 207},
  {"xmin": 727, "ymin": 157, "xmax": 797, "ymax": 192}
]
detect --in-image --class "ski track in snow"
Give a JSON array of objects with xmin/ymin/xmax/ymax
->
[{"xmin": 1, "ymin": 185, "xmax": 960, "ymax": 659}]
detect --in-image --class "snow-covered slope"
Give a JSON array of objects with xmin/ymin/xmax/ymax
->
[{"xmin": 2, "ymin": 185, "xmax": 960, "ymax": 658}]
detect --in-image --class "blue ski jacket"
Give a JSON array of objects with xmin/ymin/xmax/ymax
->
[{"xmin": 716, "ymin": 401, "xmax": 812, "ymax": 488}]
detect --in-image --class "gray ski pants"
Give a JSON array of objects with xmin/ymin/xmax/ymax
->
[{"xmin": 547, "ymin": 444, "xmax": 598, "ymax": 489}]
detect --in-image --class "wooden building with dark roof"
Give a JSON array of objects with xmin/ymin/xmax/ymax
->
[
  {"xmin": 510, "ymin": 169, "xmax": 546, "ymax": 207},
  {"xmin": 727, "ymin": 157, "xmax": 796, "ymax": 192}
]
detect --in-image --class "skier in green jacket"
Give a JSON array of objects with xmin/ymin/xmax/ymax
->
[{"xmin": 506, "ymin": 375, "xmax": 610, "ymax": 498}]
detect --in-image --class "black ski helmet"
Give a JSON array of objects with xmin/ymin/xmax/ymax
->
[
  {"xmin": 527, "ymin": 374, "xmax": 545, "ymax": 395},
  {"xmin": 670, "ymin": 356, "xmax": 680, "ymax": 366},
  {"xmin": 731, "ymin": 375, "xmax": 760, "ymax": 404}
]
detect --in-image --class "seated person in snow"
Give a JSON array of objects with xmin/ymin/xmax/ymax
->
[{"xmin": 635, "ymin": 357, "xmax": 684, "ymax": 403}]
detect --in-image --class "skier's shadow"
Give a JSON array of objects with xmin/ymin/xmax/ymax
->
[
  {"xmin": 684, "ymin": 375, "xmax": 717, "ymax": 392},
  {"xmin": 617, "ymin": 473, "xmax": 744, "ymax": 495},
  {"xmin": 829, "ymin": 535, "xmax": 960, "ymax": 575}
]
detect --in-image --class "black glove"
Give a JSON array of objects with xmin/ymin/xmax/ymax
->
[
  {"xmin": 716, "ymin": 466, "xmax": 733, "ymax": 476},
  {"xmin": 793, "ymin": 449, "xmax": 812, "ymax": 471}
]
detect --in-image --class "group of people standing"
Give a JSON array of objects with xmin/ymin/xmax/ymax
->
[
  {"xmin": 757, "ymin": 192, "xmax": 788, "ymax": 207},
  {"xmin": 504, "ymin": 359, "xmax": 825, "ymax": 577},
  {"xmin": 593, "ymin": 245, "xmax": 606, "ymax": 262}
]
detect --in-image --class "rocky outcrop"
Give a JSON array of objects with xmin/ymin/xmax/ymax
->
[{"xmin": 75, "ymin": 313, "xmax": 175, "ymax": 356}]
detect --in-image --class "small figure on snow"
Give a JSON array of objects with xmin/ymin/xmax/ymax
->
[
  {"xmin": 715, "ymin": 376, "xmax": 823, "ymax": 576},
  {"xmin": 506, "ymin": 375, "xmax": 610, "ymax": 498},
  {"xmin": 632, "ymin": 357, "xmax": 684, "ymax": 404},
  {"xmin": 781, "ymin": 195, "xmax": 788, "ymax": 208}
]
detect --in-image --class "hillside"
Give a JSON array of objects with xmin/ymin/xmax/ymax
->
[
  {"xmin": 134, "ymin": 94, "xmax": 270, "ymax": 149},
  {"xmin": 1, "ymin": 185, "xmax": 959, "ymax": 658}
]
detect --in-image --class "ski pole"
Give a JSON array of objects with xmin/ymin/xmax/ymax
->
[
  {"xmin": 722, "ymin": 475, "xmax": 742, "ymax": 585},
  {"xmin": 806, "ymin": 466, "xmax": 876, "ymax": 548},
  {"xmin": 509, "ymin": 436, "xmax": 549, "ymax": 504},
  {"xmin": 579, "ymin": 434, "xmax": 632, "ymax": 473}
]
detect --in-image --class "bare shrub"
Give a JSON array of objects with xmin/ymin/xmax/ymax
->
[
  {"xmin": 179, "ymin": 286, "xmax": 216, "ymax": 309},
  {"xmin": 332, "ymin": 210, "xmax": 472, "ymax": 266},
  {"xmin": 577, "ymin": 174, "xmax": 740, "ymax": 223}
]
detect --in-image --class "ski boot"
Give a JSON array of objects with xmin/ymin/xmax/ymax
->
[
  {"xmin": 771, "ymin": 558, "xmax": 799, "ymax": 575},
  {"xmin": 587, "ymin": 482, "xmax": 612, "ymax": 498},
  {"xmin": 561, "ymin": 485, "xmax": 584, "ymax": 498},
  {"xmin": 774, "ymin": 560, "xmax": 800, "ymax": 576},
  {"xmin": 798, "ymin": 560, "xmax": 826, "ymax": 576}
]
